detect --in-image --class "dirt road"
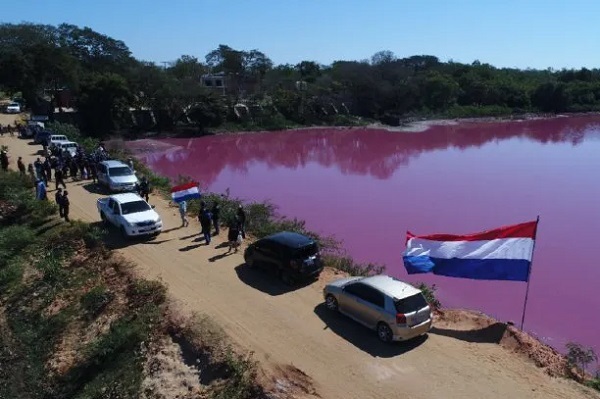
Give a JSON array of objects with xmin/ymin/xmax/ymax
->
[{"xmin": 1, "ymin": 123, "xmax": 595, "ymax": 399}]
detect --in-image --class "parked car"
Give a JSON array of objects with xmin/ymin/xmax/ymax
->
[
  {"xmin": 34, "ymin": 130, "xmax": 53, "ymax": 144},
  {"xmin": 244, "ymin": 231, "xmax": 324, "ymax": 284},
  {"xmin": 97, "ymin": 160, "xmax": 138, "ymax": 192},
  {"xmin": 322, "ymin": 275, "xmax": 432, "ymax": 343},
  {"xmin": 5, "ymin": 102, "xmax": 21, "ymax": 114},
  {"xmin": 97, "ymin": 193, "xmax": 162, "ymax": 238},
  {"xmin": 47, "ymin": 134, "xmax": 69, "ymax": 147},
  {"xmin": 54, "ymin": 141, "xmax": 78, "ymax": 157}
]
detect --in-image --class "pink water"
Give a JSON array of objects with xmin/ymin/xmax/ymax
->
[{"xmin": 131, "ymin": 116, "xmax": 600, "ymax": 354}]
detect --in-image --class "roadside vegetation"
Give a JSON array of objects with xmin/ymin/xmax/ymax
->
[
  {"xmin": 0, "ymin": 169, "xmax": 265, "ymax": 399},
  {"xmin": 4, "ymin": 23, "xmax": 600, "ymax": 139}
]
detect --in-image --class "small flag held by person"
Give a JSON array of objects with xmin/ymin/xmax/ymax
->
[
  {"xmin": 171, "ymin": 182, "xmax": 201, "ymax": 203},
  {"xmin": 402, "ymin": 220, "xmax": 539, "ymax": 282}
]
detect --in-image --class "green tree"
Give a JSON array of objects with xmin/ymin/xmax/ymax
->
[{"xmin": 77, "ymin": 72, "xmax": 132, "ymax": 136}]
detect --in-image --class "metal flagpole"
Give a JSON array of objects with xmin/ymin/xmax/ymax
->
[{"xmin": 520, "ymin": 215, "xmax": 540, "ymax": 331}]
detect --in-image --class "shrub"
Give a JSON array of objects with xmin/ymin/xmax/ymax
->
[
  {"xmin": 81, "ymin": 285, "xmax": 114, "ymax": 317},
  {"xmin": 415, "ymin": 282, "xmax": 442, "ymax": 310},
  {"xmin": 212, "ymin": 351, "xmax": 262, "ymax": 399},
  {"xmin": 35, "ymin": 252, "xmax": 65, "ymax": 286},
  {"xmin": 322, "ymin": 254, "xmax": 385, "ymax": 276},
  {"xmin": 128, "ymin": 279, "xmax": 167, "ymax": 307},
  {"xmin": 0, "ymin": 225, "xmax": 36, "ymax": 267},
  {"xmin": 566, "ymin": 342, "xmax": 597, "ymax": 377}
]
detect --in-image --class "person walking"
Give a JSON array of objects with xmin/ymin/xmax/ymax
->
[
  {"xmin": 17, "ymin": 157, "xmax": 26, "ymax": 175},
  {"xmin": 34, "ymin": 158, "xmax": 43, "ymax": 180},
  {"xmin": 138, "ymin": 176, "xmax": 150, "ymax": 202},
  {"xmin": 211, "ymin": 200, "xmax": 221, "ymax": 235},
  {"xmin": 55, "ymin": 188, "xmax": 64, "ymax": 217},
  {"xmin": 0, "ymin": 151, "xmax": 8, "ymax": 172},
  {"xmin": 237, "ymin": 205, "xmax": 247, "ymax": 239},
  {"xmin": 62, "ymin": 190, "xmax": 70, "ymax": 222},
  {"xmin": 198, "ymin": 201, "xmax": 207, "ymax": 234},
  {"xmin": 200, "ymin": 207, "xmax": 212, "ymax": 245},
  {"xmin": 178, "ymin": 200, "xmax": 189, "ymax": 227},
  {"xmin": 54, "ymin": 166, "xmax": 66, "ymax": 190},
  {"xmin": 27, "ymin": 163, "xmax": 35, "ymax": 182}
]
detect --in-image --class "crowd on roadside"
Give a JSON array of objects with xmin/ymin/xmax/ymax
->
[{"xmin": 2, "ymin": 133, "xmax": 248, "ymax": 252}]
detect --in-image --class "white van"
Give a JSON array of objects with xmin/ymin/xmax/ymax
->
[
  {"xmin": 55, "ymin": 141, "xmax": 79, "ymax": 156},
  {"xmin": 48, "ymin": 135, "xmax": 69, "ymax": 146}
]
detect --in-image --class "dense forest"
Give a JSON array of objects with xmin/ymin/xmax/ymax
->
[{"xmin": 2, "ymin": 22, "xmax": 600, "ymax": 137}]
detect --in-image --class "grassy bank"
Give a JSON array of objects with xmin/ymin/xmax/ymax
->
[{"xmin": 0, "ymin": 170, "xmax": 266, "ymax": 399}]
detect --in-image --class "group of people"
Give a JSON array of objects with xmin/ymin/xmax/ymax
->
[
  {"xmin": 178, "ymin": 199, "xmax": 247, "ymax": 252},
  {"xmin": 23, "ymin": 143, "xmax": 111, "ymax": 222}
]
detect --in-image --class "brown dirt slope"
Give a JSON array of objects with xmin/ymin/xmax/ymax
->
[{"xmin": 1, "ymin": 134, "xmax": 597, "ymax": 399}]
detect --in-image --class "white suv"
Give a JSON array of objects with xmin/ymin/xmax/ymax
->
[
  {"xmin": 5, "ymin": 102, "xmax": 21, "ymax": 114},
  {"xmin": 97, "ymin": 160, "xmax": 139, "ymax": 192}
]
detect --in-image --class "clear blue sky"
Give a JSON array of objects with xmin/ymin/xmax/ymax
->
[{"xmin": 3, "ymin": 0, "xmax": 599, "ymax": 69}]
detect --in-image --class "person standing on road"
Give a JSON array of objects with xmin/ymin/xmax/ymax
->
[
  {"xmin": 35, "ymin": 179, "xmax": 47, "ymax": 200},
  {"xmin": 55, "ymin": 188, "xmax": 64, "ymax": 217},
  {"xmin": 17, "ymin": 157, "xmax": 26, "ymax": 175},
  {"xmin": 54, "ymin": 166, "xmax": 67, "ymax": 190},
  {"xmin": 237, "ymin": 205, "xmax": 247, "ymax": 239},
  {"xmin": 198, "ymin": 201, "xmax": 206, "ymax": 235},
  {"xmin": 179, "ymin": 200, "xmax": 189, "ymax": 227},
  {"xmin": 62, "ymin": 190, "xmax": 70, "ymax": 222},
  {"xmin": 1, "ymin": 151, "xmax": 9, "ymax": 172},
  {"xmin": 200, "ymin": 207, "xmax": 212, "ymax": 245},
  {"xmin": 211, "ymin": 200, "xmax": 221, "ymax": 235},
  {"xmin": 34, "ymin": 158, "xmax": 43, "ymax": 180},
  {"xmin": 138, "ymin": 176, "xmax": 150, "ymax": 202},
  {"xmin": 43, "ymin": 157, "xmax": 52, "ymax": 182}
]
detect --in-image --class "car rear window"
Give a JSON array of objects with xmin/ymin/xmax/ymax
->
[
  {"xmin": 394, "ymin": 293, "xmax": 428, "ymax": 313},
  {"xmin": 292, "ymin": 243, "xmax": 318, "ymax": 259},
  {"xmin": 109, "ymin": 166, "xmax": 133, "ymax": 177},
  {"xmin": 121, "ymin": 200, "xmax": 151, "ymax": 214}
]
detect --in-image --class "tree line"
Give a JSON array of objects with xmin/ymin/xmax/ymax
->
[{"xmin": 2, "ymin": 22, "xmax": 600, "ymax": 137}]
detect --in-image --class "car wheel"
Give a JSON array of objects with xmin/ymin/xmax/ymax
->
[
  {"xmin": 100, "ymin": 212, "xmax": 108, "ymax": 226},
  {"xmin": 120, "ymin": 226, "xmax": 129, "ymax": 239},
  {"xmin": 245, "ymin": 257, "xmax": 255, "ymax": 268},
  {"xmin": 325, "ymin": 294, "xmax": 338, "ymax": 311},
  {"xmin": 377, "ymin": 322, "xmax": 393, "ymax": 343}
]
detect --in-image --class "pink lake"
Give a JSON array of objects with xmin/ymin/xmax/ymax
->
[{"xmin": 130, "ymin": 116, "xmax": 600, "ymax": 354}]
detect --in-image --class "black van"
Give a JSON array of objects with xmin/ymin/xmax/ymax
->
[{"xmin": 244, "ymin": 231, "xmax": 324, "ymax": 285}]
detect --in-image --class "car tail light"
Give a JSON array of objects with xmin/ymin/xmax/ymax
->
[{"xmin": 396, "ymin": 313, "xmax": 407, "ymax": 324}]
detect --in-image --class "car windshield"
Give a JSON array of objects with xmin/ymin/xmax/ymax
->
[
  {"xmin": 9, "ymin": 103, "xmax": 19, "ymax": 107},
  {"xmin": 292, "ymin": 243, "xmax": 318, "ymax": 259},
  {"xmin": 394, "ymin": 293, "xmax": 428, "ymax": 313},
  {"xmin": 109, "ymin": 166, "xmax": 133, "ymax": 177},
  {"xmin": 120, "ymin": 200, "xmax": 151, "ymax": 215}
]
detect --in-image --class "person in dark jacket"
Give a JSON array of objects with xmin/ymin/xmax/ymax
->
[
  {"xmin": 227, "ymin": 218, "xmax": 242, "ymax": 253},
  {"xmin": 200, "ymin": 208, "xmax": 212, "ymax": 245},
  {"xmin": 198, "ymin": 201, "xmax": 206, "ymax": 234},
  {"xmin": 62, "ymin": 190, "xmax": 70, "ymax": 222},
  {"xmin": 211, "ymin": 201, "xmax": 221, "ymax": 235},
  {"xmin": 237, "ymin": 205, "xmax": 246, "ymax": 239},
  {"xmin": 55, "ymin": 188, "xmax": 64, "ymax": 217},
  {"xmin": 137, "ymin": 176, "xmax": 150, "ymax": 202},
  {"xmin": 0, "ymin": 151, "xmax": 9, "ymax": 172},
  {"xmin": 54, "ymin": 166, "xmax": 66, "ymax": 190},
  {"xmin": 17, "ymin": 157, "xmax": 26, "ymax": 175}
]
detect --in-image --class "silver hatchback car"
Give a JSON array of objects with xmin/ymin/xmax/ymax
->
[{"xmin": 323, "ymin": 275, "xmax": 432, "ymax": 343}]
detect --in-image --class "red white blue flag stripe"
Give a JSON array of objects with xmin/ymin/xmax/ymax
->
[
  {"xmin": 403, "ymin": 220, "xmax": 538, "ymax": 282},
  {"xmin": 170, "ymin": 182, "xmax": 201, "ymax": 203}
]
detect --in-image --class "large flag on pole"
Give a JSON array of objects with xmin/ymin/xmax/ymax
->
[
  {"xmin": 403, "ymin": 220, "xmax": 538, "ymax": 282},
  {"xmin": 170, "ymin": 182, "xmax": 201, "ymax": 203}
]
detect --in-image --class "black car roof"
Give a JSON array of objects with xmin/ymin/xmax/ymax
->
[{"xmin": 262, "ymin": 231, "xmax": 315, "ymax": 248}]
